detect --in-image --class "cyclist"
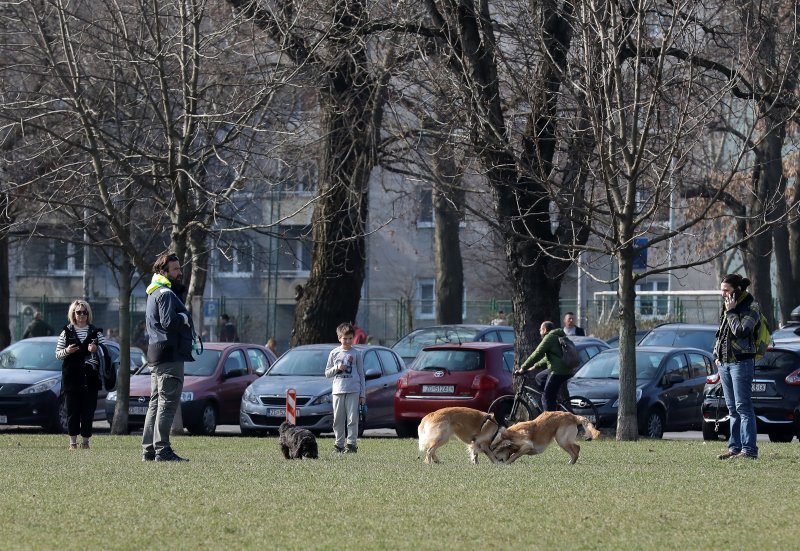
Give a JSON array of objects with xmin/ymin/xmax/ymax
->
[{"xmin": 514, "ymin": 321, "xmax": 571, "ymax": 411}]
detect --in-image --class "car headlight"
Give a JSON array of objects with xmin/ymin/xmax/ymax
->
[
  {"xmin": 180, "ymin": 392, "xmax": 194, "ymax": 402},
  {"xmin": 242, "ymin": 386, "xmax": 260, "ymax": 405},
  {"xmin": 107, "ymin": 391, "xmax": 117, "ymax": 402},
  {"xmin": 612, "ymin": 388, "xmax": 642, "ymax": 408},
  {"xmin": 19, "ymin": 377, "xmax": 59, "ymax": 395},
  {"xmin": 310, "ymin": 392, "xmax": 332, "ymax": 406}
]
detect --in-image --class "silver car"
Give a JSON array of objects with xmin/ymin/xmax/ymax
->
[{"xmin": 239, "ymin": 344, "xmax": 405, "ymax": 435}]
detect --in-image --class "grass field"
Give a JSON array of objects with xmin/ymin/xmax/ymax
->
[{"xmin": 1, "ymin": 433, "xmax": 798, "ymax": 550}]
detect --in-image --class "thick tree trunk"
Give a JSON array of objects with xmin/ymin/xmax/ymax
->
[
  {"xmin": 433, "ymin": 149, "xmax": 464, "ymax": 324},
  {"xmin": 0, "ymin": 230, "xmax": 10, "ymax": 348},
  {"xmin": 616, "ymin": 248, "xmax": 639, "ymax": 441}
]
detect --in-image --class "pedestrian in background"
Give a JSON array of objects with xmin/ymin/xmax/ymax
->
[
  {"xmin": 219, "ymin": 313, "xmax": 239, "ymax": 343},
  {"xmin": 266, "ymin": 337, "xmax": 278, "ymax": 356},
  {"xmin": 55, "ymin": 300, "xmax": 105, "ymax": 450},
  {"xmin": 491, "ymin": 310, "xmax": 507, "ymax": 325},
  {"xmin": 562, "ymin": 312, "xmax": 585, "ymax": 336},
  {"xmin": 23, "ymin": 311, "xmax": 53, "ymax": 338},
  {"xmin": 142, "ymin": 253, "xmax": 194, "ymax": 462}
]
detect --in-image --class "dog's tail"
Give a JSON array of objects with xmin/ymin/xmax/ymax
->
[
  {"xmin": 576, "ymin": 416, "xmax": 601, "ymax": 441},
  {"xmin": 417, "ymin": 418, "xmax": 430, "ymax": 458}
]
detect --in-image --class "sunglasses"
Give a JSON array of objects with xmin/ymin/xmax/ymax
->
[{"xmin": 75, "ymin": 310, "xmax": 88, "ymax": 316}]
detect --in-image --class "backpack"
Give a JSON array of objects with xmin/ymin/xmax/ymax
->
[
  {"xmin": 559, "ymin": 336, "xmax": 581, "ymax": 372},
  {"xmin": 753, "ymin": 312, "xmax": 771, "ymax": 361}
]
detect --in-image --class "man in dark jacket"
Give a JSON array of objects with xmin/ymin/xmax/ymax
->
[
  {"xmin": 23, "ymin": 312, "xmax": 53, "ymax": 338},
  {"xmin": 515, "ymin": 321, "xmax": 571, "ymax": 411},
  {"xmin": 141, "ymin": 253, "xmax": 194, "ymax": 462},
  {"xmin": 218, "ymin": 314, "xmax": 239, "ymax": 342}
]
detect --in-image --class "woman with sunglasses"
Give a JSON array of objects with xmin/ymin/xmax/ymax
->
[{"xmin": 55, "ymin": 300, "xmax": 105, "ymax": 450}]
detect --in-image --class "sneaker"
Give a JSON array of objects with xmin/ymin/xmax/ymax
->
[
  {"xmin": 717, "ymin": 450, "xmax": 739, "ymax": 460},
  {"xmin": 345, "ymin": 444, "xmax": 358, "ymax": 454},
  {"xmin": 155, "ymin": 449, "xmax": 189, "ymax": 462},
  {"xmin": 142, "ymin": 452, "xmax": 156, "ymax": 462},
  {"xmin": 332, "ymin": 445, "xmax": 345, "ymax": 454},
  {"xmin": 733, "ymin": 451, "xmax": 758, "ymax": 460}
]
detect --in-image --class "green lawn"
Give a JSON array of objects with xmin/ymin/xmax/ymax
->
[{"xmin": 1, "ymin": 433, "xmax": 798, "ymax": 550}]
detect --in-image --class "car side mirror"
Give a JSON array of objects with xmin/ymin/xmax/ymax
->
[
  {"xmin": 365, "ymin": 368, "xmax": 381, "ymax": 380},
  {"xmin": 255, "ymin": 365, "xmax": 268, "ymax": 377},
  {"xmin": 665, "ymin": 373, "xmax": 684, "ymax": 386}
]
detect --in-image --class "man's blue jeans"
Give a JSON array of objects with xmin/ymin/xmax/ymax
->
[{"xmin": 718, "ymin": 358, "xmax": 758, "ymax": 457}]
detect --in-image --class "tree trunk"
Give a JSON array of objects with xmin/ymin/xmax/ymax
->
[
  {"xmin": 433, "ymin": 148, "xmax": 464, "ymax": 324},
  {"xmin": 0, "ymin": 229, "xmax": 10, "ymax": 349},
  {"xmin": 616, "ymin": 247, "xmax": 639, "ymax": 441},
  {"xmin": 111, "ymin": 258, "xmax": 133, "ymax": 435}
]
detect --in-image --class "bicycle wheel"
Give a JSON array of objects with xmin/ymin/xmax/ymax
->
[
  {"xmin": 488, "ymin": 395, "xmax": 537, "ymax": 427},
  {"xmin": 566, "ymin": 395, "xmax": 601, "ymax": 428}
]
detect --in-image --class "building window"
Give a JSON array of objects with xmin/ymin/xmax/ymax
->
[
  {"xmin": 635, "ymin": 279, "xmax": 669, "ymax": 318},
  {"xmin": 277, "ymin": 226, "xmax": 312, "ymax": 276},
  {"xmin": 218, "ymin": 242, "xmax": 254, "ymax": 277},
  {"xmin": 416, "ymin": 278, "xmax": 435, "ymax": 319},
  {"xmin": 417, "ymin": 187, "xmax": 433, "ymax": 228},
  {"xmin": 21, "ymin": 238, "xmax": 84, "ymax": 276}
]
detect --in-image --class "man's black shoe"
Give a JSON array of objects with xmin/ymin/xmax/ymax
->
[
  {"xmin": 155, "ymin": 450, "xmax": 189, "ymax": 462},
  {"xmin": 142, "ymin": 452, "xmax": 156, "ymax": 462}
]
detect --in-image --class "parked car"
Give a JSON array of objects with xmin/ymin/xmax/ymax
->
[
  {"xmin": 637, "ymin": 323, "xmax": 718, "ymax": 353},
  {"xmin": 107, "ymin": 342, "xmax": 277, "ymax": 435},
  {"xmin": 0, "ymin": 336, "xmax": 121, "ymax": 433},
  {"xmin": 393, "ymin": 342, "xmax": 516, "ymax": 437},
  {"xmin": 239, "ymin": 344, "xmax": 405, "ymax": 436},
  {"xmin": 702, "ymin": 344, "xmax": 800, "ymax": 442},
  {"xmin": 567, "ymin": 346, "xmax": 715, "ymax": 438},
  {"xmin": 129, "ymin": 346, "xmax": 146, "ymax": 372},
  {"xmin": 605, "ymin": 331, "xmax": 648, "ymax": 349},
  {"xmin": 391, "ymin": 324, "xmax": 515, "ymax": 366},
  {"xmin": 568, "ymin": 336, "xmax": 612, "ymax": 367},
  {"xmin": 772, "ymin": 305, "xmax": 800, "ymax": 345}
]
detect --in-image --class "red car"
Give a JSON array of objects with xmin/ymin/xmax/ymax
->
[{"xmin": 393, "ymin": 342, "xmax": 515, "ymax": 437}]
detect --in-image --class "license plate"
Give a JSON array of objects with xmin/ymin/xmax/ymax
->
[
  {"xmin": 752, "ymin": 383, "xmax": 767, "ymax": 393},
  {"xmin": 267, "ymin": 408, "xmax": 286, "ymax": 417},
  {"xmin": 0, "ymin": 415, "xmax": 7, "ymax": 424},
  {"xmin": 422, "ymin": 385, "xmax": 455, "ymax": 394},
  {"xmin": 129, "ymin": 406, "xmax": 148, "ymax": 415}
]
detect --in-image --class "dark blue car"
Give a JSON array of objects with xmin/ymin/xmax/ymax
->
[{"xmin": 568, "ymin": 346, "xmax": 714, "ymax": 438}]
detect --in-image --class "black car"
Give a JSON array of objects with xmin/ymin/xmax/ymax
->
[
  {"xmin": 637, "ymin": 323, "xmax": 718, "ymax": 354},
  {"xmin": 391, "ymin": 324, "xmax": 515, "ymax": 366},
  {"xmin": 701, "ymin": 344, "xmax": 800, "ymax": 442},
  {"xmin": 0, "ymin": 336, "xmax": 122, "ymax": 433},
  {"xmin": 567, "ymin": 346, "xmax": 715, "ymax": 438},
  {"xmin": 772, "ymin": 305, "xmax": 800, "ymax": 345}
]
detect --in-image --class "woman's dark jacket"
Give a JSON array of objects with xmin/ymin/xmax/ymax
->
[
  {"xmin": 61, "ymin": 324, "xmax": 102, "ymax": 392},
  {"xmin": 714, "ymin": 292, "xmax": 760, "ymax": 363}
]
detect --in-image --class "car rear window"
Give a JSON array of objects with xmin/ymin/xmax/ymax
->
[
  {"xmin": 639, "ymin": 328, "xmax": 716, "ymax": 353},
  {"xmin": 411, "ymin": 350, "xmax": 483, "ymax": 372},
  {"xmin": 392, "ymin": 328, "xmax": 481, "ymax": 358},
  {"xmin": 755, "ymin": 350, "xmax": 800, "ymax": 375}
]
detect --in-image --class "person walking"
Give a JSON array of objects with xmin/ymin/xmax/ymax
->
[
  {"xmin": 23, "ymin": 311, "xmax": 53, "ymax": 338},
  {"xmin": 218, "ymin": 314, "xmax": 239, "ymax": 343},
  {"xmin": 55, "ymin": 300, "xmax": 105, "ymax": 450},
  {"xmin": 562, "ymin": 312, "xmax": 585, "ymax": 336},
  {"xmin": 141, "ymin": 253, "xmax": 195, "ymax": 462},
  {"xmin": 714, "ymin": 274, "xmax": 760, "ymax": 460},
  {"xmin": 515, "ymin": 321, "xmax": 571, "ymax": 412}
]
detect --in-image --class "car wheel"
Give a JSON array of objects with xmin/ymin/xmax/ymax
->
[
  {"xmin": 46, "ymin": 396, "xmax": 69, "ymax": 434},
  {"xmin": 191, "ymin": 403, "xmax": 217, "ymax": 436},
  {"xmin": 702, "ymin": 422, "xmax": 725, "ymax": 441},
  {"xmin": 394, "ymin": 420, "xmax": 419, "ymax": 438},
  {"xmin": 642, "ymin": 409, "xmax": 665, "ymax": 439},
  {"xmin": 768, "ymin": 427, "xmax": 795, "ymax": 443}
]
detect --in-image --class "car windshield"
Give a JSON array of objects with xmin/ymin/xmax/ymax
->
[
  {"xmin": 411, "ymin": 350, "xmax": 483, "ymax": 372},
  {"xmin": 137, "ymin": 351, "xmax": 221, "ymax": 377},
  {"xmin": 0, "ymin": 341, "xmax": 61, "ymax": 371},
  {"xmin": 638, "ymin": 328, "xmax": 716, "ymax": 353},
  {"xmin": 573, "ymin": 351, "xmax": 667, "ymax": 380},
  {"xmin": 267, "ymin": 348, "xmax": 332, "ymax": 377},
  {"xmin": 392, "ymin": 328, "xmax": 481, "ymax": 358}
]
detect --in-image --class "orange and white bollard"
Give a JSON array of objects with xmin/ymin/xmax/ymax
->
[{"xmin": 286, "ymin": 388, "xmax": 297, "ymax": 425}]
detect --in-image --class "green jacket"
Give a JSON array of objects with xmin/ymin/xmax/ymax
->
[{"xmin": 520, "ymin": 328, "xmax": 569, "ymax": 375}]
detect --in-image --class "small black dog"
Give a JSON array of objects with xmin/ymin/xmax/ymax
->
[{"xmin": 278, "ymin": 421, "xmax": 318, "ymax": 459}]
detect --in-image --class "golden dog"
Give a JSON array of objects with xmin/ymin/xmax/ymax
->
[
  {"xmin": 490, "ymin": 411, "xmax": 600, "ymax": 465},
  {"xmin": 417, "ymin": 407, "xmax": 502, "ymax": 464}
]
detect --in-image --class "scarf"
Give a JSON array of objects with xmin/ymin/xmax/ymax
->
[{"xmin": 146, "ymin": 273, "xmax": 172, "ymax": 295}]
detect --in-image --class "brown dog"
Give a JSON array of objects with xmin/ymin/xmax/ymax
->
[
  {"xmin": 417, "ymin": 407, "xmax": 503, "ymax": 464},
  {"xmin": 490, "ymin": 411, "xmax": 600, "ymax": 465}
]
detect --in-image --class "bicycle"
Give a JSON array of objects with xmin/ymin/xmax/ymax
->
[{"xmin": 488, "ymin": 370, "xmax": 600, "ymax": 427}]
